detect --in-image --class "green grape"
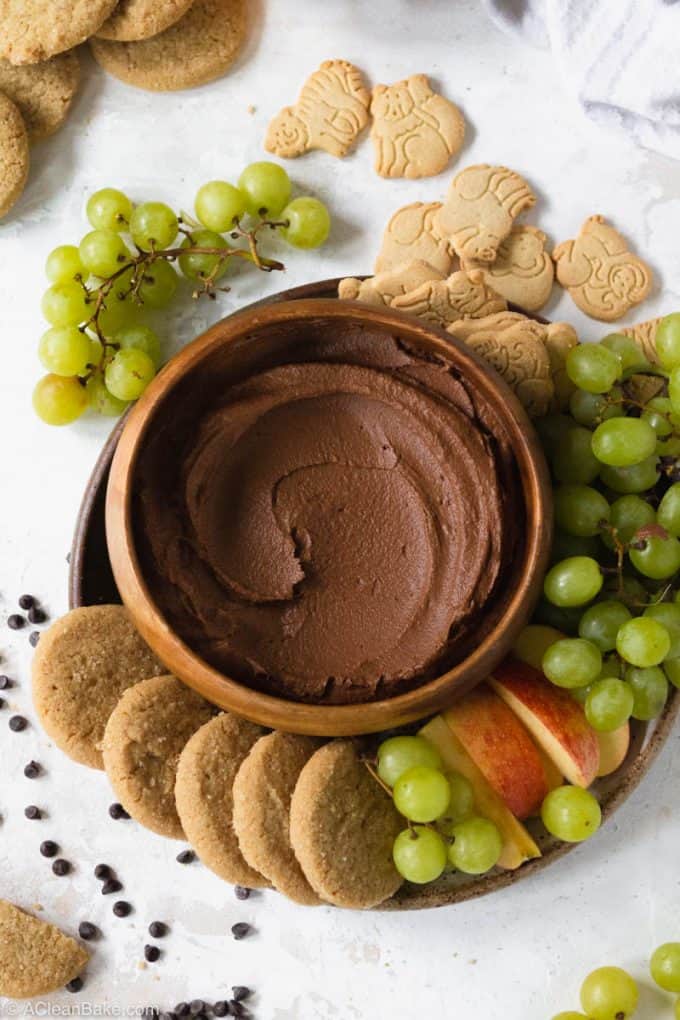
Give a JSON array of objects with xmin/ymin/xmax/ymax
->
[
  {"xmin": 625, "ymin": 665, "xmax": 668, "ymax": 720},
  {"xmin": 669, "ymin": 367, "xmax": 680, "ymax": 417},
  {"xmin": 630, "ymin": 533, "xmax": 680, "ymax": 579},
  {"xmin": 554, "ymin": 484, "xmax": 609, "ymax": 537},
  {"xmin": 38, "ymin": 326, "xmax": 91, "ymax": 377},
  {"xmin": 675, "ymin": 998, "xmax": 680, "ymax": 1020},
  {"xmin": 580, "ymin": 967, "xmax": 638, "ymax": 1020},
  {"xmin": 544, "ymin": 556, "xmax": 603, "ymax": 607},
  {"xmin": 84, "ymin": 336, "xmax": 102, "ymax": 375},
  {"xmin": 97, "ymin": 289, "xmax": 136, "ymax": 335},
  {"xmin": 536, "ymin": 413, "xmax": 572, "ymax": 456},
  {"xmin": 655, "ymin": 313, "xmax": 680, "ymax": 369},
  {"xmin": 551, "ymin": 1014, "xmax": 588, "ymax": 1020},
  {"xmin": 238, "ymin": 161, "xmax": 291, "ymax": 217},
  {"xmin": 195, "ymin": 180, "xmax": 247, "ymax": 231},
  {"xmin": 592, "ymin": 417, "xmax": 657, "ymax": 468},
  {"xmin": 552, "ymin": 529, "xmax": 601, "ymax": 562},
  {"xmin": 534, "ymin": 599, "xmax": 582, "ymax": 635},
  {"xmin": 643, "ymin": 602, "xmax": 680, "ymax": 657},
  {"xmin": 41, "ymin": 281, "xmax": 90, "ymax": 327},
  {"xmin": 566, "ymin": 344, "xmax": 621, "ymax": 393},
  {"xmin": 585, "ymin": 677, "xmax": 634, "ymax": 732},
  {"xmin": 86, "ymin": 188, "xmax": 132, "ymax": 232},
  {"xmin": 137, "ymin": 260, "xmax": 178, "ymax": 308},
  {"xmin": 33, "ymin": 374, "xmax": 88, "ymax": 425},
  {"xmin": 552, "ymin": 426, "xmax": 601, "ymax": 484},
  {"xmin": 105, "ymin": 348, "xmax": 156, "ymax": 401},
  {"xmin": 392, "ymin": 766, "xmax": 451, "ymax": 823},
  {"xmin": 569, "ymin": 386, "xmax": 624, "ymax": 427},
  {"xmin": 513, "ymin": 623, "xmax": 565, "ymax": 671},
  {"xmin": 436, "ymin": 772, "xmax": 475, "ymax": 829},
  {"xmin": 447, "ymin": 817, "xmax": 502, "ymax": 875},
  {"xmin": 178, "ymin": 228, "xmax": 230, "ymax": 282},
  {"xmin": 541, "ymin": 786, "xmax": 601, "ymax": 842},
  {"xmin": 114, "ymin": 324, "xmax": 161, "ymax": 368},
  {"xmin": 578, "ymin": 601, "xmax": 632, "ymax": 652},
  {"xmin": 280, "ymin": 197, "xmax": 331, "ymax": 249},
  {"xmin": 85, "ymin": 374, "xmax": 129, "ymax": 416},
  {"xmin": 616, "ymin": 617, "xmax": 671, "ymax": 666},
  {"xmin": 542, "ymin": 638, "xmax": 602, "ymax": 688},
  {"xmin": 79, "ymin": 229, "xmax": 129, "ymax": 278},
  {"xmin": 392, "ymin": 826, "xmax": 447, "ymax": 883},
  {"xmin": 650, "ymin": 943, "xmax": 680, "ymax": 992},
  {"xmin": 664, "ymin": 657, "xmax": 680, "ymax": 689},
  {"xmin": 601, "ymin": 495, "xmax": 656, "ymax": 550},
  {"xmin": 129, "ymin": 201, "xmax": 178, "ymax": 251},
  {"xmin": 601, "ymin": 332, "xmax": 649, "ymax": 371},
  {"xmin": 642, "ymin": 397, "xmax": 673, "ymax": 437},
  {"xmin": 658, "ymin": 483, "xmax": 680, "ymax": 537},
  {"xmin": 599, "ymin": 455, "xmax": 660, "ymax": 494},
  {"xmin": 45, "ymin": 244, "xmax": 83, "ymax": 283},
  {"xmin": 377, "ymin": 735, "xmax": 441, "ymax": 787},
  {"xmin": 657, "ymin": 436, "xmax": 680, "ymax": 458},
  {"xmin": 599, "ymin": 573, "xmax": 648, "ymax": 609}
]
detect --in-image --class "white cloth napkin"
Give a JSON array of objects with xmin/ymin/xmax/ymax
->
[{"xmin": 482, "ymin": 0, "xmax": 680, "ymax": 161}]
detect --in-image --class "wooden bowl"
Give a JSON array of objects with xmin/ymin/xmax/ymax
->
[{"xmin": 105, "ymin": 296, "xmax": 552, "ymax": 735}]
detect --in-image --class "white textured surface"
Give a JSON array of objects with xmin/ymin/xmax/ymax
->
[{"xmin": 1, "ymin": 2, "xmax": 679, "ymax": 1017}]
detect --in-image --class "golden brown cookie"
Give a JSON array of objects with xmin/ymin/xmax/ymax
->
[
  {"xmin": 339, "ymin": 260, "xmax": 444, "ymax": 307},
  {"xmin": 391, "ymin": 269, "xmax": 507, "ymax": 326},
  {"xmin": 435, "ymin": 164, "xmax": 536, "ymax": 263},
  {"xmin": 553, "ymin": 215, "xmax": 653, "ymax": 322},
  {"xmin": 0, "ymin": 92, "xmax": 29, "ymax": 218},
  {"xmin": 444, "ymin": 309, "xmax": 530, "ymax": 339},
  {"xmin": 233, "ymin": 732, "xmax": 322, "ymax": 906},
  {"xmin": 266, "ymin": 59, "xmax": 370, "ymax": 159},
  {"xmin": 0, "ymin": 900, "xmax": 89, "ymax": 999},
  {"xmin": 175, "ymin": 713, "xmax": 268, "ymax": 887},
  {"xmin": 0, "ymin": 51, "xmax": 80, "ymax": 140},
  {"xmin": 370, "ymin": 74, "xmax": 465, "ymax": 179},
  {"xmin": 621, "ymin": 317, "xmax": 662, "ymax": 363},
  {"xmin": 103, "ymin": 675, "xmax": 215, "ymax": 837},
  {"xmin": 0, "ymin": 0, "xmax": 117, "ymax": 64},
  {"xmin": 97, "ymin": 0, "xmax": 195, "ymax": 41},
  {"xmin": 90, "ymin": 0, "xmax": 247, "ymax": 92},
  {"xmin": 32, "ymin": 605, "xmax": 164, "ymax": 770},
  {"xmin": 289, "ymin": 740, "xmax": 403, "ymax": 910},
  {"xmin": 461, "ymin": 225, "xmax": 554, "ymax": 312},
  {"xmin": 374, "ymin": 201, "xmax": 456, "ymax": 276}
]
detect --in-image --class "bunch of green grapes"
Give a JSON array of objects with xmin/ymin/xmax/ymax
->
[
  {"xmin": 33, "ymin": 162, "xmax": 331, "ymax": 427},
  {"xmin": 534, "ymin": 314, "xmax": 680, "ymax": 733},
  {"xmin": 374, "ymin": 735, "xmax": 503, "ymax": 884},
  {"xmin": 551, "ymin": 941, "xmax": 680, "ymax": 1019}
]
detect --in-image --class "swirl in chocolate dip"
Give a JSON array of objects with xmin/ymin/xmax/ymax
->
[{"xmin": 135, "ymin": 321, "xmax": 522, "ymax": 704}]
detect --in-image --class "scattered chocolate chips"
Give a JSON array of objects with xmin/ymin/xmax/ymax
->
[
  {"xmin": 18, "ymin": 595, "xmax": 35, "ymax": 611},
  {"xmin": 102, "ymin": 878, "xmax": 123, "ymax": 896},
  {"xmin": 232, "ymin": 988, "xmax": 251, "ymax": 1003},
  {"xmin": 78, "ymin": 922, "xmax": 99, "ymax": 941},
  {"xmin": 174, "ymin": 1004, "xmax": 190, "ymax": 1017},
  {"xmin": 28, "ymin": 606, "xmax": 47, "ymax": 625},
  {"xmin": 213, "ymin": 1004, "xmax": 229, "ymax": 1018},
  {"xmin": 24, "ymin": 805, "xmax": 42, "ymax": 820},
  {"xmin": 109, "ymin": 802, "xmax": 130, "ymax": 820},
  {"xmin": 24, "ymin": 760, "xmax": 41, "ymax": 779},
  {"xmin": 40, "ymin": 840, "xmax": 58, "ymax": 858},
  {"xmin": 231, "ymin": 922, "xmax": 252, "ymax": 940},
  {"xmin": 0, "ymin": 675, "xmax": 12, "ymax": 689},
  {"xmin": 8, "ymin": 614, "xmax": 25, "ymax": 630},
  {"xmin": 189, "ymin": 1001, "xmax": 206, "ymax": 1016},
  {"xmin": 113, "ymin": 900, "xmax": 131, "ymax": 917},
  {"xmin": 176, "ymin": 849, "xmax": 195, "ymax": 865},
  {"xmin": 52, "ymin": 858, "xmax": 71, "ymax": 876},
  {"xmin": 144, "ymin": 945, "xmax": 161, "ymax": 963},
  {"xmin": 149, "ymin": 921, "xmax": 168, "ymax": 938},
  {"xmin": 29, "ymin": 631, "xmax": 40, "ymax": 647},
  {"xmin": 234, "ymin": 886, "xmax": 251, "ymax": 901},
  {"xmin": 94, "ymin": 863, "xmax": 112, "ymax": 880},
  {"xmin": 9, "ymin": 715, "xmax": 27, "ymax": 732},
  {"xmin": 229, "ymin": 1003, "xmax": 249, "ymax": 1018},
  {"xmin": 65, "ymin": 977, "xmax": 84, "ymax": 993}
]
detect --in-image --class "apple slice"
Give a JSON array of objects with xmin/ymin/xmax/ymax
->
[
  {"xmin": 443, "ymin": 685, "xmax": 550, "ymax": 820},
  {"xmin": 597, "ymin": 723, "xmax": 630, "ymax": 777},
  {"xmin": 420, "ymin": 715, "xmax": 541, "ymax": 870},
  {"xmin": 490, "ymin": 658, "xmax": 600, "ymax": 788}
]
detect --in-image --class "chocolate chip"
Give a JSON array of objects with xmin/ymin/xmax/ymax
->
[
  {"xmin": 176, "ymin": 849, "xmax": 195, "ymax": 864},
  {"xmin": 28, "ymin": 606, "xmax": 47, "ymax": 624},
  {"xmin": 8, "ymin": 614, "xmax": 25, "ymax": 630},
  {"xmin": 40, "ymin": 840, "xmax": 58, "ymax": 858},
  {"xmin": 24, "ymin": 805, "xmax": 41, "ymax": 820},
  {"xmin": 113, "ymin": 900, "xmax": 131, "ymax": 917},
  {"xmin": 9, "ymin": 715, "xmax": 27, "ymax": 731},
  {"xmin": 189, "ymin": 1001, "xmax": 206, "ymax": 1016},
  {"xmin": 102, "ymin": 878, "xmax": 122, "ymax": 896},
  {"xmin": 234, "ymin": 886, "xmax": 251, "ymax": 901},
  {"xmin": 232, "ymin": 988, "xmax": 251, "ymax": 1003},
  {"xmin": 0, "ymin": 675, "xmax": 12, "ymax": 689},
  {"xmin": 24, "ymin": 760, "xmax": 41, "ymax": 779},
  {"xmin": 94, "ymin": 863, "xmax": 112, "ymax": 880},
  {"xmin": 212, "ymin": 1004, "xmax": 229, "ymax": 1018},
  {"xmin": 65, "ymin": 977, "xmax": 83, "ymax": 993},
  {"xmin": 109, "ymin": 802, "xmax": 130, "ymax": 820},
  {"xmin": 231, "ymin": 922, "xmax": 252, "ymax": 940},
  {"xmin": 0, "ymin": 697, "xmax": 5, "ymax": 710},
  {"xmin": 18, "ymin": 595, "xmax": 35, "ymax": 610},
  {"xmin": 144, "ymin": 945, "xmax": 160, "ymax": 963},
  {"xmin": 228, "ymin": 1003, "xmax": 248, "ymax": 1019},
  {"xmin": 148, "ymin": 921, "xmax": 168, "ymax": 938},
  {"xmin": 78, "ymin": 922, "xmax": 99, "ymax": 941},
  {"xmin": 29, "ymin": 631, "xmax": 40, "ymax": 647},
  {"xmin": 52, "ymin": 858, "xmax": 71, "ymax": 876},
  {"xmin": 174, "ymin": 1004, "xmax": 190, "ymax": 1017}
]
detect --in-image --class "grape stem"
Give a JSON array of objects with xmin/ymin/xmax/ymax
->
[{"xmin": 362, "ymin": 759, "xmax": 394, "ymax": 798}]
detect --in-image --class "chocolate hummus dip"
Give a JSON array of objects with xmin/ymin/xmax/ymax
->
[{"xmin": 135, "ymin": 319, "xmax": 522, "ymax": 705}]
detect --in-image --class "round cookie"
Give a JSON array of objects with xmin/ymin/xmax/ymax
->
[
  {"xmin": 32, "ymin": 604, "xmax": 164, "ymax": 770},
  {"xmin": 233, "ymin": 733, "xmax": 323, "ymax": 906},
  {"xmin": 175, "ymin": 713, "xmax": 269, "ymax": 887},
  {"xmin": 97, "ymin": 0, "xmax": 195, "ymax": 42},
  {"xmin": 103, "ymin": 674, "xmax": 215, "ymax": 838},
  {"xmin": 0, "ymin": 0, "xmax": 118, "ymax": 65},
  {"xmin": 0, "ymin": 51, "xmax": 80, "ymax": 141},
  {"xmin": 90, "ymin": 0, "xmax": 248, "ymax": 92},
  {"xmin": 0, "ymin": 900, "xmax": 89, "ymax": 999},
  {"xmin": 0, "ymin": 92, "xmax": 29, "ymax": 218},
  {"xmin": 289, "ymin": 740, "xmax": 404, "ymax": 910}
]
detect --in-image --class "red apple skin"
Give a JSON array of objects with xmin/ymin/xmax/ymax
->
[
  {"xmin": 490, "ymin": 658, "xmax": 600, "ymax": 789},
  {"xmin": 443, "ymin": 684, "xmax": 549, "ymax": 820}
]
